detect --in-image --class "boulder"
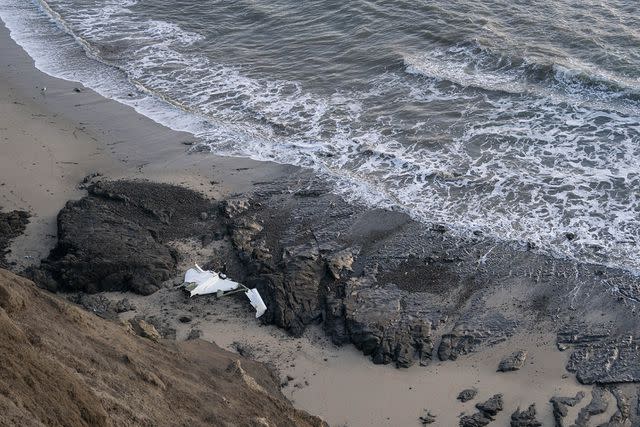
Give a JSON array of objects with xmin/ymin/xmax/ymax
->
[
  {"xmin": 476, "ymin": 394, "xmax": 503, "ymax": 417},
  {"xmin": 459, "ymin": 412, "xmax": 492, "ymax": 427},
  {"xmin": 510, "ymin": 404, "xmax": 541, "ymax": 427},
  {"xmin": 330, "ymin": 278, "xmax": 433, "ymax": 368},
  {"xmin": 129, "ymin": 319, "xmax": 161, "ymax": 342},
  {"xmin": 498, "ymin": 350, "xmax": 527, "ymax": 372},
  {"xmin": 457, "ymin": 388, "xmax": 478, "ymax": 402}
]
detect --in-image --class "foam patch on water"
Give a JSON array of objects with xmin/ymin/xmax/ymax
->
[
  {"xmin": 2, "ymin": 0, "xmax": 640, "ymax": 275},
  {"xmin": 403, "ymin": 42, "xmax": 640, "ymax": 115}
]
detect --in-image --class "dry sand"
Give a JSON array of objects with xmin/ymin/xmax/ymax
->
[
  {"xmin": 0, "ymin": 20, "xmax": 602, "ymax": 426},
  {"xmin": 107, "ymin": 282, "xmax": 597, "ymax": 426}
]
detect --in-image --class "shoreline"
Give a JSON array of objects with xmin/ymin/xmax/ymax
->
[
  {"xmin": 0, "ymin": 20, "xmax": 296, "ymax": 269},
  {"xmin": 2, "ymin": 16, "xmax": 640, "ymax": 427}
]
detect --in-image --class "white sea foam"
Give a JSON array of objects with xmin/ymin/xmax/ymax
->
[{"xmin": 1, "ymin": 0, "xmax": 639, "ymax": 275}]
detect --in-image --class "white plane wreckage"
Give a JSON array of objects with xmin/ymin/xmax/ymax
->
[{"xmin": 183, "ymin": 264, "xmax": 267, "ymax": 318}]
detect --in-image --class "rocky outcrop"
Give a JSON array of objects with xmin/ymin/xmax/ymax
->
[
  {"xmin": 459, "ymin": 394, "xmax": 503, "ymax": 427},
  {"xmin": 0, "ymin": 210, "xmax": 29, "ymax": 268},
  {"xmin": 236, "ymin": 231, "xmax": 326, "ymax": 337},
  {"xmin": 609, "ymin": 387, "xmax": 632, "ymax": 425},
  {"xmin": 574, "ymin": 388, "xmax": 609, "ymax": 426},
  {"xmin": 328, "ymin": 277, "xmax": 434, "ymax": 367},
  {"xmin": 32, "ymin": 181, "xmax": 219, "ymax": 295},
  {"xmin": 227, "ymin": 198, "xmax": 436, "ymax": 367},
  {"xmin": 30, "ymin": 177, "xmax": 640, "ymax": 379},
  {"xmin": 559, "ymin": 326, "xmax": 640, "ymax": 384},
  {"xmin": 0, "ymin": 268, "xmax": 326, "ymax": 427},
  {"xmin": 568, "ymin": 336, "xmax": 640, "ymax": 384},
  {"xmin": 550, "ymin": 391, "xmax": 585, "ymax": 427}
]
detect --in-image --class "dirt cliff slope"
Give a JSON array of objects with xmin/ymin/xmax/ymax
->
[{"xmin": 0, "ymin": 269, "xmax": 325, "ymax": 427}]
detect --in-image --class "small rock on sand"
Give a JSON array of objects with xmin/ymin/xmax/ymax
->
[
  {"xmin": 510, "ymin": 404, "xmax": 542, "ymax": 426},
  {"xmin": 419, "ymin": 410, "xmax": 436, "ymax": 425},
  {"xmin": 459, "ymin": 412, "xmax": 492, "ymax": 427},
  {"xmin": 458, "ymin": 388, "xmax": 478, "ymax": 402},
  {"xmin": 460, "ymin": 394, "xmax": 504, "ymax": 426},
  {"xmin": 498, "ymin": 350, "xmax": 527, "ymax": 372},
  {"xmin": 476, "ymin": 394, "xmax": 503, "ymax": 417}
]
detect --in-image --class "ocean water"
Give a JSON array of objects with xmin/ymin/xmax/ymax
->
[{"xmin": 1, "ymin": 0, "xmax": 639, "ymax": 273}]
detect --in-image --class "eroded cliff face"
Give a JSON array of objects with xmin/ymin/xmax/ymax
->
[{"xmin": 0, "ymin": 268, "xmax": 326, "ymax": 427}]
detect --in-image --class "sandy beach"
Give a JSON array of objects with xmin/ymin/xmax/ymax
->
[{"xmin": 1, "ymin": 16, "xmax": 638, "ymax": 427}]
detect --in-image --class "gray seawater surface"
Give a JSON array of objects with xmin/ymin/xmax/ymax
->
[{"xmin": 1, "ymin": 0, "xmax": 639, "ymax": 272}]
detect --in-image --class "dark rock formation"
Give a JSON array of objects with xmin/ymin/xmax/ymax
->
[
  {"xmin": 225, "ymin": 193, "xmax": 438, "ymax": 367},
  {"xmin": 438, "ymin": 315, "xmax": 516, "ymax": 361},
  {"xmin": 510, "ymin": 404, "xmax": 541, "ymax": 427},
  {"xmin": 460, "ymin": 412, "xmax": 492, "ymax": 427},
  {"xmin": 566, "ymin": 335, "xmax": 640, "ymax": 384},
  {"xmin": 460, "ymin": 394, "xmax": 503, "ymax": 427},
  {"xmin": 32, "ymin": 176, "xmax": 640, "ymax": 377},
  {"xmin": 457, "ymin": 388, "xmax": 478, "ymax": 402},
  {"xmin": 0, "ymin": 210, "xmax": 29, "ymax": 268},
  {"xmin": 558, "ymin": 326, "xmax": 640, "ymax": 384},
  {"xmin": 550, "ymin": 391, "xmax": 585, "ymax": 427},
  {"xmin": 476, "ymin": 394, "xmax": 503, "ymax": 417},
  {"xmin": 608, "ymin": 387, "xmax": 631, "ymax": 425},
  {"xmin": 326, "ymin": 275, "xmax": 434, "ymax": 368},
  {"xmin": 438, "ymin": 328, "xmax": 480, "ymax": 361},
  {"xmin": 33, "ymin": 181, "xmax": 219, "ymax": 295},
  {"xmin": 498, "ymin": 350, "xmax": 527, "ymax": 372},
  {"xmin": 574, "ymin": 388, "xmax": 609, "ymax": 426}
]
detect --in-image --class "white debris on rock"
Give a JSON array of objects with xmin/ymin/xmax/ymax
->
[
  {"xmin": 183, "ymin": 264, "xmax": 267, "ymax": 318},
  {"xmin": 245, "ymin": 288, "xmax": 267, "ymax": 318}
]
